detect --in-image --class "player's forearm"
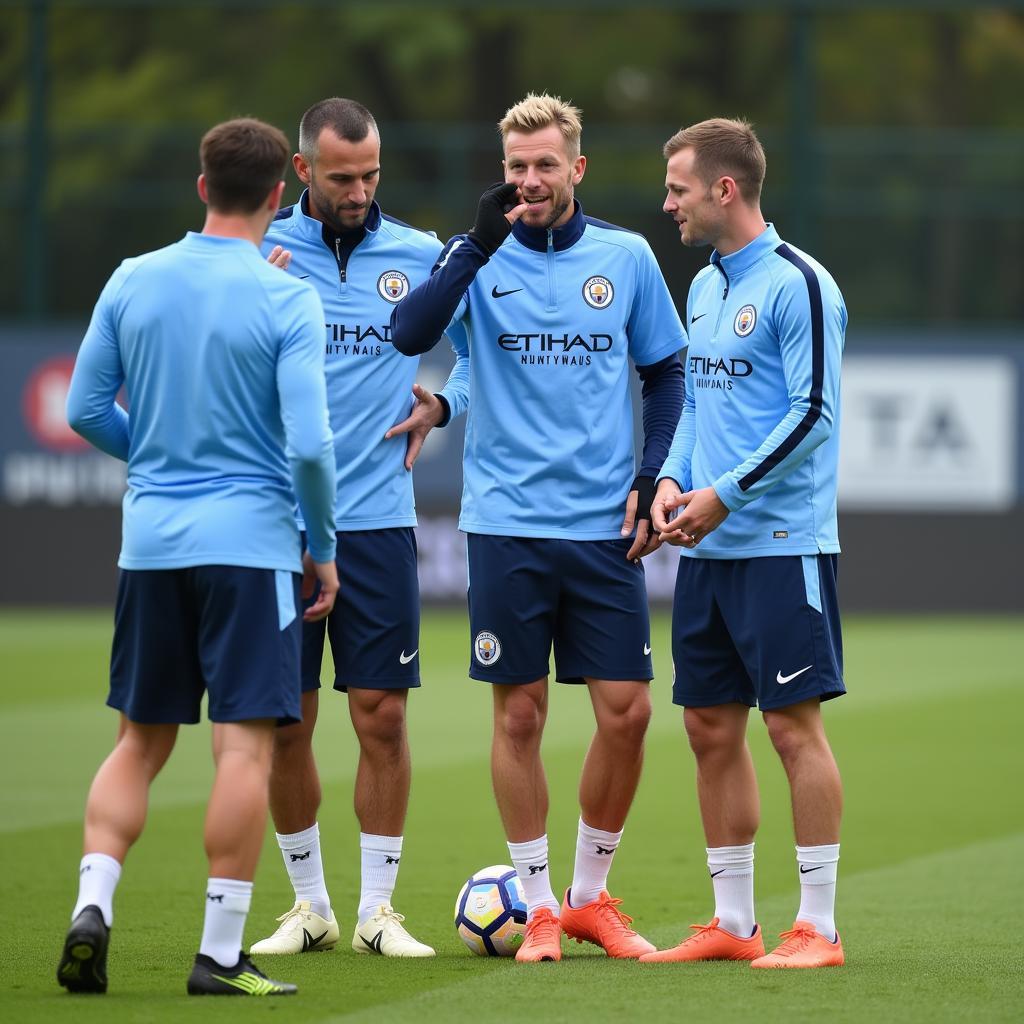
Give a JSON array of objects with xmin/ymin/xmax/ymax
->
[
  {"xmin": 66, "ymin": 398, "xmax": 130, "ymax": 462},
  {"xmin": 390, "ymin": 236, "xmax": 487, "ymax": 356},
  {"xmin": 656, "ymin": 399, "xmax": 695, "ymax": 491},
  {"xmin": 437, "ymin": 345, "xmax": 470, "ymax": 424},
  {"xmin": 290, "ymin": 445, "xmax": 337, "ymax": 564},
  {"xmin": 636, "ymin": 354, "xmax": 684, "ymax": 478}
]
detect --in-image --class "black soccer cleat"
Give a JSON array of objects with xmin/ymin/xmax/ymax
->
[
  {"xmin": 186, "ymin": 951, "xmax": 297, "ymax": 996},
  {"xmin": 57, "ymin": 905, "xmax": 110, "ymax": 994}
]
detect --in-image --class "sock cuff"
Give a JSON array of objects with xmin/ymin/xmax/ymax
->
[
  {"xmin": 206, "ymin": 878, "xmax": 253, "ymax": 915},
  {"xmin": 80, "ymin": 852, "xmax": 122, "ymax": 879},
  {"xmin": 706, "ymin": 843, "xmax": 754, "ymax": 875},
  {"xmin": 796, "ymin": 844, "xmax": 840, "ymax": 864},
  {"xmin": 508, "ymin": 835, "xmax": 549, "ymax": 864},
  {"xmin": 276, "ymin": 822, "xmax": 320, "ymax": 849},
  {"xmin": 578, "ymin": 818, "xmax": 624, "ymax": 845},
  {"xmin": 360, "ymin": 832, "xmax": 404, "ymax": 854}
]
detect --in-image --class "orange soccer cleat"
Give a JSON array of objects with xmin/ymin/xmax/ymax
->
[
  {"xmin": 750, "ymin": 920, "xmax": 844, "ymax": 969},
  {"xmin": 639, "ymin": 917, "xmax": 765, "ymax": 963},
  {"xmin": 515, "ymin": 907, "xmax": 563, "ymax": 962},
  {"xmin": 560, "ymin": 890, "xmax": 655, "ymax": 959}
]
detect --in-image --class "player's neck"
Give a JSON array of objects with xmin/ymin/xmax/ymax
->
[
  {"xmin": 201, "ymin": 210, "xmax": 267, "ymax": 247},
  {"xmin": 712, "ymin": 208, "xmax": 768, "ymax": 257}
]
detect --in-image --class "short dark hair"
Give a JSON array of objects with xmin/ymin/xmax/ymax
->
[
  {"xmin": 663, "ymin": 118, "xmax": 766, "ymax": 205},
  {"xmin": 199, "ymin": 117, "xmax": 290, "ymax": 214},
  {"xmin": 298, "ymin": 98, "xmax": 378, "ymax": 162}
]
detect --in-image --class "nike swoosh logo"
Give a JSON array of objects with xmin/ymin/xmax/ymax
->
[
  {"xmin": 491, "ymin": 285, "xmax": 522, "ymax": 298},
  {"xmin": 361, "ymin": 929, "xmax": 384, "ymax": 953},
  {"xmin": 776, "ymin": 665, "xmax": 812, "ymax": 685},
  {"xmin": 690, "ymin": 312, "xmax": 706, "ymax": 323},
  {"xmin": 399, "ymin": 649, "xmax": 418, "ymax": 665},
  {"xmin": 299, "ymin": 275, "xmax": 310, "ymax": 279},
  {"xmin": 710, "ymin": 869, "xmax": 726, "ymax": 877},
  {"xmin": 302, "ymin": 927, "xmax": 329, "ymax": 951},
  {"xmin": 643, "ymin": 643, "xmax": 652, "ymax": 655},
  {"xmin": 800, "ymin": 865, "xmax": 825, "ymax": 874}
]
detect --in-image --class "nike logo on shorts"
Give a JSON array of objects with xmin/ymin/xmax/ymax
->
[
  {"xmin": 643, "ymin": 643, "xmax": 652, "ymax": 655},
  {"xmin": 399, "ymin": 649, "xmax": 418, "ymax": 665},
  {"xmin": 777, "ymin": 665, "xmax": 812, "ymax": 685}
]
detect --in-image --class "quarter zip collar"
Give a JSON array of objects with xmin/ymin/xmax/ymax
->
[
  {"xmin": 283, "ymin": 189, "xmax": 382, "ymax": 250},
  {"xmin": 511, "ymin": 199, "xmax": 586, "ymax": 253},
  {"xmin": 710, "ymin": 223, "xmax": 780, "ymax": 280}
]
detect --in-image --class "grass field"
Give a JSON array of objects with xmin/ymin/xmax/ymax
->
[{"xmin": 1, "ymin": 609, "xmax": 1021, "ymax": 1022}]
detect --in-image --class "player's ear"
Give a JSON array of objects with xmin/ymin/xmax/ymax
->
[
  {"xmin": 267, "ymin": 180, "xmax": 286, "ymax": 215},
  {"xmin": 572, "ymin": 155, "xmax": 586, "ymax": 186},
  {"xmin": 718, "ymin": 175, "xmax": 739, "ymax": 206},
  {"xmin": 293, "ymin": 152, "xmax": 311, "ymax": 185},
  {"xmin": 196, "ymin": 174, "xmax": 208, "ymax": 204}
]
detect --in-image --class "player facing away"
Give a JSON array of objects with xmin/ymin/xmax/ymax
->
[
  {"xmin": 639, "ymin": 119, "xmax": 847, "ymax": 969},
  {"xmin": 247, "ymin": 98, "xmax": 467, "ymax": 960},
  {"xmin": 392, "ymin": 93, "xmax": 686, "ymax": 962},
  {"xmin": 56, "ymin": 118, "xmax": 340, "ymax": 996}
]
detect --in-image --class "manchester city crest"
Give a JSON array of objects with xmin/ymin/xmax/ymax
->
[
  {"xmin": 734, "ymin": 304, "xmax": 757, "ymax": 337},
  {"xmin": 474, "ymin": 631, "xmax": 502, "ymax": 666},
  {"xmin": 582, "ymin": 275, "xmax": 614, "ymax": 309},
  {"xmin": 377, "ymin": 270, "xmax": 410, "ymax": 303}
]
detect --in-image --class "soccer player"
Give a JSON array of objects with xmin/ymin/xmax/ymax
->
[
  {"xmin": 391, "ymin": 93, "xmax": 686, "ymax": 962},
  {"xmin": 56, "ymin": 118, "xmax": 339, "ymax": 996},
  {"xmin": 248, "ymin": 98, "xmax": 467, "ymax": 959},
  {"xmin": 640, "ymin": 118, "xmax": 847, "ymax": 969}
]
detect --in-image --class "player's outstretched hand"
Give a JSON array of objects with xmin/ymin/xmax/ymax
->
[
  {"xmin": 384, "ymin": 383, "xmax": 446, "ymax": 471},
  {"xmin": 659, "ymin": 486, "xmax": 729, "ymax": 548},
  {"xmin": 301, "ymin": 550, "xmax": 339, "ymax": 622},
  {"xmin": 266, "ymin": 245, "xmax": 292, "ymax": 270},
  {"xmin": 621, "ymin": 476, "xmax": 661, "ymax": 561},
  {"xmin": 468, "ymin": 182, "xmax": 529, "ymax": 255}
]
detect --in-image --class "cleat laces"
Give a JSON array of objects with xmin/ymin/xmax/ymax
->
[
  {"xmin": 770, "ymin": 923, "xmax": 818, "ymax": 958},
  {"xmin": 594, "ymin": 895, "xmax": 639, "ymax": 937},
  {"xmin": 524, "ymin": 909, "xmax": 560, "ymax": 943}
]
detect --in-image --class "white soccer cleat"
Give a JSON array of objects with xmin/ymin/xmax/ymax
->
[
  {"xmin": 352, "ymin": 904, "xmax": 436, "ymax": 957},
  {"xmin": 248, "ymin": 900, "xmax": 339, "ymax": 955}
]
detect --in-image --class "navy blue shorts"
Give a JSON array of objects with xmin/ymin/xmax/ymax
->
[
  {"xmin": 302, "ymin": 528, "xmax": 420, "ymax": 692},
  {"xmin": 671, "ymin": 554, "xmax": 845, "ymax": 712},
  {"xmin": 466, "ymin": 535, "xmax": 653, "ymax": 685},
  {"xmin": 109, "ymin": 566, "xmax": 303, "ymax": 725}
]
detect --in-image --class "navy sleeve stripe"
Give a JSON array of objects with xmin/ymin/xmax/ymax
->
[
  {"xmin": 738, "ymin": 244, "xmax": 824, "ymax": 492},
  {"xmin": 583, "ymin": 214, "xmax": 643, "ymax": 237},
  {"xmin": 272, "ymin": 205, "xmax": 295, "ymax": 222}
]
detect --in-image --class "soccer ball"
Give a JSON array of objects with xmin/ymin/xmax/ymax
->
[{"xmin": 454, "ymin": 864, "xmax": 527, "ymax": 956}]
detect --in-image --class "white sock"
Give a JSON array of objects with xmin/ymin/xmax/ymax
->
[
  {"xmin": 508, "ymin": 835, "xmax": 560, "ymax": 919},
  {"xmin": 358, "ymin": 833, "xmax": 403, "ymax": 924},
  {"xmin": 707, "ymin": 844, "xmax": 755, "ymax": 937},
  {"xmin": 796, "ymin": 843, "xmax": 840, "ymax": 941},
  {"xmin": 199, "ymin": 878, "xmax": 252, "ymax": 968},
  {"xmin": 72, "ymin": 852, "xmax": 121, "ymax": 928},
  {"xmin": 277, "ymin": 823, "xmax": 331, "ymax": 919},
  {"xmin": 569, "ymin": 818, "xmax": 622, "ymax": 907}
]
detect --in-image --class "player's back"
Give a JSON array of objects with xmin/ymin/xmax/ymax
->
[{"xmin": 110, "ymin": 232, "xmax": 325, "ymax": 571}]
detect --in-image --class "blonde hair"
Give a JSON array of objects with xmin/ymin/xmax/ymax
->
[
  {"xmin": 499, "ymin": 93, "xmax": 583, "ymax": 159},
  {"xmin": 663, "ymin": 118, "xmax": 766, "ymax": 204}
]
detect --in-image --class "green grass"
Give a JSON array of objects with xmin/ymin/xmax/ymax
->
[{"xmin": 1, "ymin": 610, "xmax": 1022, "ymax": 1022}]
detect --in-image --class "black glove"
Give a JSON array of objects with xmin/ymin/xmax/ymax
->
[
  {"xmin": 468, "ymin": 182, "xmax": 520, "ymax": 256},
  {"xmin": 631, "ymin": 475, "xmax": 657, "ymax": 524}
]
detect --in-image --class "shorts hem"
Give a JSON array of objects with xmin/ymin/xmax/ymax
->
[
  {"xmin": 469, "ymin": 668, "xmax": 550, "ymax": 685},
  {"xmin": 672, "ymin": 693, "xmax": 757, "ymax": 710},
  {"xmin": 556, "ymin": 668, "xmax": 654, "ymax": 684},
  {"xmin": 109, "ymin": 699, "xmax": 202, "ymax": 726},
  {"xmin": 208, "ymin": 706, "xmax": 301, "ymax": 723},
  {"xmin": 758, "ymin": 687, "xmax": 846, "ymax": 712},
  {"xmin": 333, "ymin": 676, "xmax": 421, "ymax": 691}
]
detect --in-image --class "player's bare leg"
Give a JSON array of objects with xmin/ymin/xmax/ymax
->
[
  {"xmin": 491, "ymin": 678, "xmax": 549, "ymax": 842},
  {"xmin": 560, "ymin": 680, "xmax": 654, "ymax": 958},
  {"xmin": 83, "ymin": 716, "xmax": 179, "ymax": 862},
  {"xmin": 752, "ymin": 697, "xmax": 844, "ymax": 966},
  {"xmin": 207, "ymin": 721, "xmax": 276, "ymax": 879},
  {"xmin": 268, "ymin": 689, "xmax": 321, "ymax": 835},
  {"xmin": 684, "ymin": 703, "xmax": 759, "ymax": 847},
  {"xmin": 349, "ymin": 688, "xmax": 410, "ymax": 837}
]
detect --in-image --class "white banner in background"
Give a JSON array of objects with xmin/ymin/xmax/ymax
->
[{"xmin": 838, "ymin": 356, "xmax": 1017, "ymax": 511}]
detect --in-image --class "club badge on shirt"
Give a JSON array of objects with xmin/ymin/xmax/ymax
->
[{"xmin": 378, "ymin": 270, "xmax": 410, "ymax": 303}]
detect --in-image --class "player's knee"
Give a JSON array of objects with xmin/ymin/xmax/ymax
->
[
  {"xmin": 603, "ymin": 694, "xmax": 651, "ymax": 748},
  {"xmin": 496, "ymin": 694, "xmax": 544, "ymax": 747},
  {"xmin": 358, "ymin": 693, "xmax": 407, "ymax": 748},
  {"xmin": 684, "ymin": 707, "xmax": 741, "ymax": 760},
  {"xmin": 763, "ymin": 712, "xmax": 815, "ymax": 765}
]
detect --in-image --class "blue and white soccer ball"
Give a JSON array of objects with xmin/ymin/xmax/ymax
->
[{"xmin": 454, "ymin": 864, "xmax": 527, "ymax": 956}]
